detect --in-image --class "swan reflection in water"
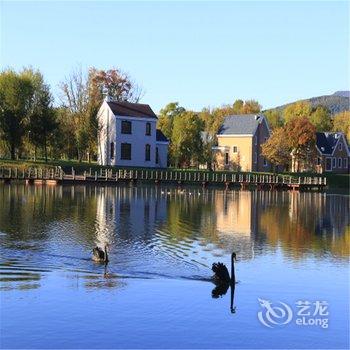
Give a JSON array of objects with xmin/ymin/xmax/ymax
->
[
  {"xmin": 211, "ymin": 283, "xmax": 236, "ymax": 313},
  {"xmin": 211, "ymin": 252, "xmax": 237, "ymax": 313}
]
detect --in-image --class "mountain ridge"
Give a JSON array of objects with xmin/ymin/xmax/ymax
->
[{"xmin": 265, "ymin": 91, "xmax": 349, "ymax": 116}]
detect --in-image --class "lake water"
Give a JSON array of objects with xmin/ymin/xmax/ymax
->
[{"xmin": 0, "ymin": 183, "xmax": 349, "ymax": 349}]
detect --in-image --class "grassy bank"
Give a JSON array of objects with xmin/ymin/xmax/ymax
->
[{"xmin": 0, "ymin": 158, "xmax": 349, "ymax": 191}]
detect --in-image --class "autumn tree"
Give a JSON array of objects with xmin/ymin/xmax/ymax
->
[
  {"xmin": 285, "ymin": 117, "xmax": 316, "ymax": 172},
  {"xmin": 283, "ymin": 101, "xmax": 312, "ymax": 124},
  {"xmin": 88, "ymin": 67, "xmax": 142, "ymax": 104},
  {"xmin": 261, "ymin": 127, "xmax": 291, "ymax": 170},
  {"xmin": 333, "ymin": 111, "xmax": 350, "ymax": 142},
  {"xmin": 59, "ymin": 66, "xmax": 141, "ymax": 161},
  {"xmin": 262, "ymin": 117, "xmax": 317, "ymax": 171},
  {"xmin": 59, "ymin": 66, "xmax": 90, "ymax": 161},
  {"xmin": 241, "ymin": 99, "xmax": 262, "ymax": 114}
]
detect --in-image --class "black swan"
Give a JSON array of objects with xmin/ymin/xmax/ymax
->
[
  {"xmin": 92, "ymin": 245, "xmax": 109, "ymax": 263},
  {"xmin": 212, "ymin": 252, "xmax": 236, "ymax": 285}
]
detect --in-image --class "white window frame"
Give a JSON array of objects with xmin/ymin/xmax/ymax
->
[
  {"xmin": 343, "ymin": 158, "xmax": 348, "ymax": 169},
  {"xmin": 339, "ymin": 142, "xmax": 342, "ymax": 151},
  {"xmin": 232, "ymin": 146, "xmax": 238, "ymax": 153},
  {"xmin": 338, "ymin": 157, "xmax": 342, "ymax": 168},
  {"xmin": 332, "ymin": 157, "xmax": 336, "ymax": 168},
  {"xmin": 263, "ymin": 158, "xmax": 268, "ymax": 167}
]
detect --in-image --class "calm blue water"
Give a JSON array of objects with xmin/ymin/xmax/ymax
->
[{"xmin": 0, "ymin": 183, "xmax": 349, "ymax": 349}]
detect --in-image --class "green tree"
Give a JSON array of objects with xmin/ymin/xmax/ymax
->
[
  {"xmin": 232, "ymin": 99, "xmax": 244, "ymax": 114},
  {"xmin": 309, "ymin": 106, "xmax": 331, "ymax": 131},
  {"xmin": 171, "ymin": 111, "xmax": 203, "ymax": 167},
  {"xmin": 264, "ymin": 109, "xmax": 283, "ymax": 129},
  {"xmin": 157, "ymin": 102, "xmax": 186, "ymax": 140},
  {"xmin": 0, "ymin": 69, "xmax": 33, "ymax": 159},
  {"xmin": 199, "ymin": 108, "xmax": 218, "ymax": 170},
  {"xmin": 283, "ymin": 101, "xmax": 312, "ymax": 123},
  {"xmin": 24, "ymin": 68, "xmax": 57, "ymax": 162},
  {"xmin": 50, "ymin": 108, "xmax": 76, "ymax": 160},
  {"xmin": 333, "ymin": 111, "xmax": 350, "ymax": 142}
]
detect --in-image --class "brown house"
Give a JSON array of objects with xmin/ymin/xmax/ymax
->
[
  {"xmin": 315, "ymin": 132, "xmax": 349, "ymax": 173},
  {"xmin": 212, "ymin": 114, "xmax": 271, "ymax": 172}
]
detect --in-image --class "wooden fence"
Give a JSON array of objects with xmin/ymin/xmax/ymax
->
[{"xmin": 0, "ymin": 166, "xmax": 327, "ymax": 190}]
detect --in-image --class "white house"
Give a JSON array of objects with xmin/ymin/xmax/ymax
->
[{"xmin": 97, "ymin": 99, "xmax": 169, "ymax": 168}]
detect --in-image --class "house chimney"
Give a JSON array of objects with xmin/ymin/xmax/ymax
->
[{"xmin": 102, "ymin": 86, "xmax": 110, "ymax": 102}]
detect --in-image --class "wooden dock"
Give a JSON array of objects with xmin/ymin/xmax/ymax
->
[{"xmin": 0, "ymin": 166, "xmax": 327, "ymax": 191}]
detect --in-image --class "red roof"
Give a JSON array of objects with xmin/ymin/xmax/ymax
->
[{"xmin": 107, "ymin": 101, "xmax": 157, "ymax": 119}]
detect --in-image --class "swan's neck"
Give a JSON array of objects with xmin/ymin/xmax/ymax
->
[
  {"xmin": 104, "ymin": 246, "xmax": 109, "ymax": 262},
  {"xmin": 231, "ymin": 255, "xmax": 235, "ymax": 284}
]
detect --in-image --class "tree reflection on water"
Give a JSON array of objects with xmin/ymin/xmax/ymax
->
[{"xmin": 0, "ymin": 183, "xmax": 348, "ymax": 292}]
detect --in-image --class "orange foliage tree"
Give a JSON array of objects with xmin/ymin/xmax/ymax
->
[
  {"xmin": 262, "ymin": 117, "xmax": 316, "ymax": 171},
  {"xmin": 285, "ymin": 117, "xmax": 316, "ymax": 172}
]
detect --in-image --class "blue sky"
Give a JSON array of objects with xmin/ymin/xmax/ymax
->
[{"xmin": 0, "ymin": 1, "xmax": 349, "ymax": 112}]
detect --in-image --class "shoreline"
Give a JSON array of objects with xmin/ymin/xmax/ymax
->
[{"xmin": 0, "ymin": 159, "xmax": 348, "ymax": 191}]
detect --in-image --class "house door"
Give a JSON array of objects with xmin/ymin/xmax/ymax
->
[{"xmin": 325, "ymin": 157, "xmax": 332, "ymax": 171}]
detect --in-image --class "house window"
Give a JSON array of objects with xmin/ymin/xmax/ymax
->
[
  {"xmin": 146, "ymin": 122, "xmax": 151, "ymax": 136},
  {"xmin": 339, "ymin": 142, "xmax": 342, "ymax": 151},
  {"xmin": 325, "ymin": 158, "xmax": 332, "ymax": 171},
  {"xmin": 121, "ymin": 143, "xmax": 131, "ymax": 160},
  {"xmin": 225, "ymin": 152, "xmax": 229, "ymax": 165},
  {"xmin": 121, "ymin": 120, "xmax": 132, "ymax": 134},
  {"xmin": 338, "ymin": 157, "xmax": 342, "ymax": 168},
  {"xmin": 110, "ymin": 142, "xmax": 114, "ymax": 159},
  {"xmin": 156, "ymin": 147, "xmax": 159, "ymax": 164},
  {"xmin": 145, "ymin": 144, "xmax": 151, "ymax": 161},
  {"xmin": 263, "ymin": 158, "xmax": 268, "ymax": 166},
  {"xmin": 232, "ymin": 146, "xmax": 238, "ymax": 153},
  {"xmin": 332, "ymin": 157, "xmax": 336, "ymax": 168},
  {"xmin": 317, "ymin": 157, "xmax": 321, "ymax": 166},
  {"xmin": 343, "ymin": 158, "xmax": 348, "ymax": 169}
]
